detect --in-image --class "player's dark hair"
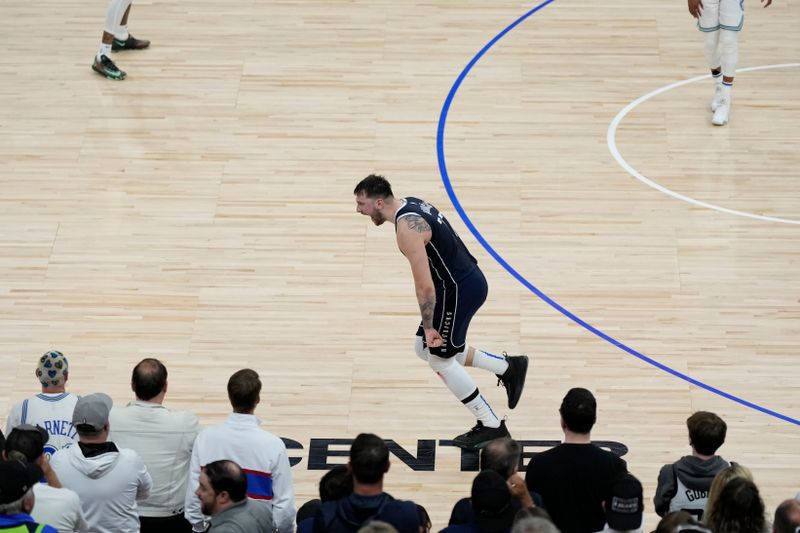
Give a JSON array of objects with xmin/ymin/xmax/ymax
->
[
  {"xmin": 559, "ymin": 387, "xmax": 597, "ymax": 434},
  {"xmin": 480, "ymin": 437, "xmax": 521, "ymax": 478},
  {"xmin": 204, "ymin": 460, "xmax": 248, "ymax": 502},
  {"xmin": 227, "ymin": 368, "xmax": 261, "ymax": 413},
  {"xmin": 354, "ymin": 175, "xmax": 394, "ymax": 199},
  {"xmin": 349, "ymin": 433, "xmax": 389, "ymax": 484},
  {"xmin": 686, "ymin": 411, "xmax": 727, "ymax": 456},
  {"xmin": 131, "ymin": 358, "xmax": 168, "ymax": 401}
]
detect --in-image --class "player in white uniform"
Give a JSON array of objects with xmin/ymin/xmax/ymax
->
[
  {"xmin": 689, "ymin": 0, "xmax": 772, "ymax": 125},
  {"xmin": 5, "ymin": 350, "xmax": 80, "ymax": 459}
]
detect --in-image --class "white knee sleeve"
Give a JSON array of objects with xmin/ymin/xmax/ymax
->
[
  {"xmin": 704, "ymin": 31, "xmax": 721, "ymax": 70},
  {"xmin": 719, "ymin": 30, "xmax": 738, "ymax": 78},
  {"xmin": 428, "ymin": 354, "xmax": 476, "ymax": 400},
  {"xmin": 414, "ymin": 336, "xmax": 429, "ymax": 362},
  {"xmin": 428, "ymin": 353, "xmax": 452, "ymax": 373},
  {"xmin": 105, "ymin": 0, "xmax": 133, "ymax": 34}
]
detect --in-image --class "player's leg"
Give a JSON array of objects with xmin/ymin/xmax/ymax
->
[
  {"xmin": 427, "ymin": 352, "xmax": 509, "ymax": 450},
  {"xmin": 92, "ymin": 0, "xmax": 129, "ymax": 79},
  {"xmin": 704, "ymin": 31, "xmax": 725, "ymax": 111},
  {"xmin": 697, "ymin": 0, "xmax": 724, "ymax": 112},
  {"xmin": 452, "ymin": 269, "xmax": 529, "ymax": 410},
  {"xmin": 711, "ymin": 29, "xmax": 736, "ymax": 125},
  {"xmin": 713, "ymin": 0, "xmax": 743, "ymax": 125},
  {"xmin": 422, "ymin": 277, "xmax": 509, "ymax": 449},
  {"xmin": 112, "ymin": 2, "xmax": 151, "ymax": 51}
]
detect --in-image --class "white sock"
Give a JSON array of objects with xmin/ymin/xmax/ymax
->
[
  {"xmin": 721, "ymin": 81, "xmax": 732, "ymax": 100},
  {"xmin": 115, "ymin": 25, "xmax": 129, "ymax": 41},
  {"xmin": 471, "ymin": 349, "xmax": 509, "ymax": 375},
  {"xmin": 712, "ymin": 71, "xmax": 722, "ymax": 87},
  {"xmin": 97, "ymin": 43, "xmax": 112, "ymax": 60},
  {"xmin": 429, "ymin": 355, "xmax": 500, "ymax": 427},
  {"xmin": 463, "ymin": 391, "xmax": 501, "ymax": 428}
]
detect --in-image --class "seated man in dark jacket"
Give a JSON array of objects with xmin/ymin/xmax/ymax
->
[{"xmin": 312, "ymin": 433, "xmax": 423, "ymax": 533}]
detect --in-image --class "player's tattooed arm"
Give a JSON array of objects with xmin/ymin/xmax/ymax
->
[
  {"xmin": 404, "ymin": 214, "xmax": 431, "ymax": 233},
  {"xmin": 420, "ymin": 298, "xmax": 435, "ymax": 329},
  {"xmin": 397, "ymin": 216, "xmax": 440, "ymax": 344}
]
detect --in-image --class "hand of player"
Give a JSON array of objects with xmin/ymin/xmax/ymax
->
[
  {"xmin": 424, "ymin": 327, "xmax": 444, "ymax": 348},
  {"xmin": 761, "ymin": 0, "xmax": 772, "ymax": 7},
  {"xmin": 688, "ymin": 0, "xmax": 703, "ymax": 17}
]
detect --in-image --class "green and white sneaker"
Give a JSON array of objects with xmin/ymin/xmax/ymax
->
[{"xmin": 92, "ymin": 55, "xmax": 126, "ymax": 80}]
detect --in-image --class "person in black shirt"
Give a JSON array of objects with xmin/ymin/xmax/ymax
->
[{"xmin": 524, "ymin": 388, "xmax": 627, "ymax": 533}]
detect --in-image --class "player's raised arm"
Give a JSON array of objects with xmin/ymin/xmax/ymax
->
[{"xmin": 396, "ymin": 215, "xmax": 441, "ymax": 347}]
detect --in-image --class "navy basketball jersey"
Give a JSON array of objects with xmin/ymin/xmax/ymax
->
[{"xmin": 395, "ymin": 197, "xmax": 478, "ymax": 285}]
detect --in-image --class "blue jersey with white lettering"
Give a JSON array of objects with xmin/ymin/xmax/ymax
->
[{"xmin": 395, "ymin": 197, "xmax": 478, "ymax": 286}]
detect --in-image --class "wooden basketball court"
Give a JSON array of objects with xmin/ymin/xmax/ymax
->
[{"xmin": 1, "ymin": 0, "xmax": 798, "ymax": 529}]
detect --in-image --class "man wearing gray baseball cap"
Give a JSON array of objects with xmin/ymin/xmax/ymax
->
[{"xmin": 50, "ymin": 393, "xmax": 153, "ymax": 533}]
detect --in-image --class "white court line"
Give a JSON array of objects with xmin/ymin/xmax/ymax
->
[{"xmin": 607, "ymin": 63, "xmax": 800, "ymax": 225}]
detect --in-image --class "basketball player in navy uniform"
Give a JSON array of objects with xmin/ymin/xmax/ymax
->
[{"xmin": 354, "ymin": 174, "xmax": 529, "ymax": 450}]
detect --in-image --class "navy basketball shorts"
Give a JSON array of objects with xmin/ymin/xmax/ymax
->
[{"xmin": 416, "ymin": 267, "xmax": 489, "ymax": 358}]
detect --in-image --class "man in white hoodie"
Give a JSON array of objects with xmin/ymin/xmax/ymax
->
[{"xmin": 50, "ymin": 392, "xmax": 153, "ymax": 533}]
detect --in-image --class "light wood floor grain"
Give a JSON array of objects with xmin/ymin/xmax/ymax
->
[{"xmin": 1, "ymin": 0, "xmax": 798, "ymax": 529}]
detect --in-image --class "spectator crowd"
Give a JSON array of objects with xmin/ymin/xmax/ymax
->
[{"xmin": 1, "ymin": 350, "xmax": 797, "ymax": 533}]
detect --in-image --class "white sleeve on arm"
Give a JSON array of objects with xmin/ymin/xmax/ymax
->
[
  {"xmin": 135, "ymin": 453, "xmax": 153, "ymax": 500},
  {"xmin": 5, "ymin": 402, "xmax": 22, "ymax": 434},
  {"xmin": 73, "ymin": 492, "xmax": 90, "ymax": 533},
  {"xmin": 184, "ymin": 436, "xmax": 204, "ymax": 527},
  {"xmin": 271, "ymin": 445, "xmax": 297, "ymax": 533}
]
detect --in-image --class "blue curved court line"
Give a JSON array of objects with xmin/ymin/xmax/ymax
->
[{"xmin": 435, "ymin": 0, "xmax": 800, "ymax": 426}]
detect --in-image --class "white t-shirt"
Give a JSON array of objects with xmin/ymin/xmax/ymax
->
[{"xmin": 32, "ymin": 483, "xmax": 89, "ymax": 533}]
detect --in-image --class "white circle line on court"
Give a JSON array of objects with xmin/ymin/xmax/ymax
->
[{"xmin": 607, "ymin": 63, "xmax": 800, "ymax": 225}]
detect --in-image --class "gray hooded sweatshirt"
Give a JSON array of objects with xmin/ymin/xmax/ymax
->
[{"xmin": 653, "ymin": 455, "xmax": 729, "ymax": 518}]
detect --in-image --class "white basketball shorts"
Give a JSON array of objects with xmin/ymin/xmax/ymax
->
[{"xmin": 698, "ymin": 0, "xmax": 745, "ymax": 32}]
